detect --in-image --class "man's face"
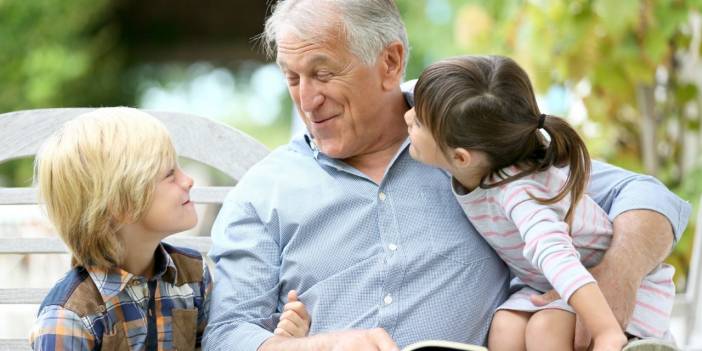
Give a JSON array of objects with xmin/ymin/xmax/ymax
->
[{"xmin": 276, "ymin": 30, "xmax": 388, "ymax": 159}]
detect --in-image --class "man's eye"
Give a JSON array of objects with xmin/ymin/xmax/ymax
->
[
  {"xmin": 316, "ymin": 72, "xmax": 332, "ymax": 80},
  {"xmin": 286, "ymin": 76, "xmax": 300, "ymax": 85}
]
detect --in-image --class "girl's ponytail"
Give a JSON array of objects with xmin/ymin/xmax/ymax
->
[{"xmin": 535, "ymin": 114, "xmax": 591, "ymax": 222}]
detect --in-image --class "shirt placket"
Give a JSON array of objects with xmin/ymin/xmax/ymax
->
[{"xmin": 376, "ymin": 182, "xmax": 405, "ymax": 335}]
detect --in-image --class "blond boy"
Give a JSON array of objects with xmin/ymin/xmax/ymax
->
[{"xmin": 30, "ymin": 107, "xmax": 211, "ymax": 350}]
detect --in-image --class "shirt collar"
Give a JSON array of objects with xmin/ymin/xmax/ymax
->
[
  {"xmin": 298, "ymin": 134, "xmax": 412, "ymax": 183},
  {"xmin": 86, "ymin": 243, "xmax": 178, "ymax": 301}
]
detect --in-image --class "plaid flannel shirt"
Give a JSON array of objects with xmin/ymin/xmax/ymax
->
[{"xmin": 30, "ymin": 243, "xmax": 212, "ymax": 350}]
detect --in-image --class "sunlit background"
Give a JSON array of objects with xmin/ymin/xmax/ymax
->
[{"xmin": 1, "ymin": 0, "xmax": 701, "ymax": 345}]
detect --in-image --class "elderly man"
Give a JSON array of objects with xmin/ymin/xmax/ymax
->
[{"xmin": 203, "ymin": 1, "xmax": 689, "ymax": 350}]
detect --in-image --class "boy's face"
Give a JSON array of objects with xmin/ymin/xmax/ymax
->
[
  {"xmin": 138, "ymin": 166, "xmax": 197, "ymax": 237},
  {"xmin": 403, "ymin": 107, "xmax": 452, "ymax": 170}
]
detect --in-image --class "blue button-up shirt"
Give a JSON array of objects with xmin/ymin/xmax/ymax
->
[{"xmin": 204, "ymin": 133, "xmax": 689, "ymax": 350}]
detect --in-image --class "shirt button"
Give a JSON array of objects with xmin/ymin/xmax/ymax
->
[
  {"xmin": 378, "ymin": 192, "xmax": 387, "ymax": 201},
  {"xmin": 384, "ymin": 294, "xmax": 393, "ymax": 305},
  {"xmin": 388, "ymin": 244, "xmax": 397, "ymax": 251}
]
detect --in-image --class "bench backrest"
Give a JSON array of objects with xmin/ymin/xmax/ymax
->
[{"xmin": 0, "ymin": 108, "xmax": 269, "ymax": 350}]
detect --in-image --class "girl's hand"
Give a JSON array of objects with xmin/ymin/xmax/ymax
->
[
  {"xmin": 274, "ymin": 290, "xmax": 311, "ymax": 337},
  {"xmin": 591, "ymin": 330, "xmax": 627, "ymax": 351}
]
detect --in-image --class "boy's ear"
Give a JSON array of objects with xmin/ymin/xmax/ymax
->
[
  {"xmin": 451, "ymin": 148, "xmax": 473, "ymax": 168},
  {"xmin": 380, "ymin": 41, "xmax": 404, "ymax": 91},
  {"xmin": 108, "ymin": 204, "xmax": 135, "ymax": 225}
]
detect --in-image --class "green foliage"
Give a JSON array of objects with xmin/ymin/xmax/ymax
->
[
  {"xmin": 0, "ymin": 0, "xmax": 135, "ymax": 186},
  {"xmin": 0, "ymin": 0, "xmax": 129, "ymax": 110}
]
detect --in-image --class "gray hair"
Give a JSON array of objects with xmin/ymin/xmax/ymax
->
[{"xmin": 260, "ymin": 0, "xmax": 410, "ymax": 76}]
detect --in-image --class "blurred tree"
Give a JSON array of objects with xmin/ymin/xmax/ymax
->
[
  {"xmin": 0, "ymin": 0, "xmax": 132, "ymax": 110},
  {"xmin": 0, "ymin": 0, "xmax": 275, "ymax": 186},
  {"xmin": 0, "ymin": 0, "xmax": 128, "ymax": 186}
]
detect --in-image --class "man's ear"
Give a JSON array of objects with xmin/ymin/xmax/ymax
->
[
  {"xmin": 451, "ymin": 148, "xmax": 473, "ymax": 168},
  {"xmin": 380, "ymin": 41, "xmax": 404, "ymax": 91}
]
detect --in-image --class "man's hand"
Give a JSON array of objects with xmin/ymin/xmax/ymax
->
[
  {"xmin": 326, "ymin": 329, "xmax": 400, "ymax": 351},
  {"xmin": 260, "ymin": 328, "xmax": 399, "ymax": 351}
]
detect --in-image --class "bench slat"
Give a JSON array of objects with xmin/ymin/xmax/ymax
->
[
  {"xmin": 0, "ymin": 339, "xmax": 30, "ymax": 351},
  {"xmin": 0, "ymin": 288, "xmax": 49, "ymax": 305},
  {"xmin": 0, "ymin": 237, "xmax": 212, "ymax": 254},
  {"xmin": 0, "ymin": 186, "xmax": 232, "ymax": 205},
  {"xmin": 0, "ymin": 108, "xmax": 269, "ymax": 181}
]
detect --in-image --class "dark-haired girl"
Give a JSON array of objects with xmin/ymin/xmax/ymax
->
[{"xmin": 404, "ymin": 55, "xmax": 674, "ymax": 351}]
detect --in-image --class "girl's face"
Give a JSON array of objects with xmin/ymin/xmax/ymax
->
[{"xmin": 403, "ymin": 107, "xmax": 453, "ymax": 170}]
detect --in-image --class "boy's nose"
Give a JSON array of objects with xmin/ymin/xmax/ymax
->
[{"xmin": 181, "ymin": 174, "xmax": 194, "ymax": 189}]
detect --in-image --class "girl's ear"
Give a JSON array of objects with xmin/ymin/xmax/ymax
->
[{"xmin": 451, "ymin": 147, "xmax": 473, "ymax": 168}]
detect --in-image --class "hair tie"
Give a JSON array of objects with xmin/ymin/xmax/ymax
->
[
  {"xmin": 536, "ymin": 114, "xmax": 551, "ymax": 147},
  {"xmin": 537, "ymin": 114, "xmax": 546, "ymax": 129}
]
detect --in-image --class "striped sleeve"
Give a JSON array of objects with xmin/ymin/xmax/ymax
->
[
  {"xmin": 30, "ymin": 305, "xmax": 96, "ymax": 351},
  {"xmin": 498, "ymin": 176, "xmax": 595, "ymax": 303}
]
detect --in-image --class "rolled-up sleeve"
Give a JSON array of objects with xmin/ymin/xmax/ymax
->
[
  {"xmin": 203, "ymin": 190, "xmax": 281, "ymax": 351},
  {"xmin": 588, "ymin": 160, "xmax": 691, "ymax": 243}
]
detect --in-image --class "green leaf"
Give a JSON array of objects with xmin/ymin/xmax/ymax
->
[
  {"xmin": 676, "ymin": 83, "xmax": 699, "ymax": 103},
  {"xmin": 592, "ymin": 0, "xmax": 640, "ymax": 38}
]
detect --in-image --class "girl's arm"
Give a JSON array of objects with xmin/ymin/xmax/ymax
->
[
  {"xmin": 499, "ymin": 172, "xmax": 625, "ymax": 348},
  {"xmin": 568, "ymin": 284, "xmax": 627, "ymax": 349}
]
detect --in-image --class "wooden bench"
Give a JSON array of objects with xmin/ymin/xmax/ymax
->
[{"xmin": 0, "ymin": 108, "xmax": 269, "ymax": 350}]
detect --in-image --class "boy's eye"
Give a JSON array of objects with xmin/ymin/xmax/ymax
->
[{"xmin": 165, "ymin": 169, "xmax": 175, "ymax": 179}]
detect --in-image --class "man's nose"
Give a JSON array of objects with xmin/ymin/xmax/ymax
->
[{"xmin": 299, "ymin": 77, "xmax": 324, "ymax": 112}]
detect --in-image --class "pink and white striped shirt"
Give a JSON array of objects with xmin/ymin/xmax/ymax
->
[{"xmin": 454, "ymin": 165, "xmax": 675, "ymax": 338}]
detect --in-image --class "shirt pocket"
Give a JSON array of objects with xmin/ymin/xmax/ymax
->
[
  {"xmin": 101, "ymin": 323, "xmax": 130, "ymax": 351},
  {"xmin": 172, "ymin": 308, "xmax": 198, "ymax": 351}
]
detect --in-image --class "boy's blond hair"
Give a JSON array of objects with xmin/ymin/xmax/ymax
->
[{"xmin": 35, "ymin": 107, "xmax": 177, "ymax": 269}]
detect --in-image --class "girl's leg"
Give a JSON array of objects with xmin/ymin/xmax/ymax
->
[
  {"xmin": 525, "ymin": 309, "xmax": 576, "ymax": 351},
  {"xmin": 488, "ymin": 310, "xmax": 531, "ymax": 351}
]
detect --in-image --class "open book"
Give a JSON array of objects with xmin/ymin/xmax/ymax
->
[{"xmin": 402, "ymin": 340, "xmax": 488, "ymax": 351}]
